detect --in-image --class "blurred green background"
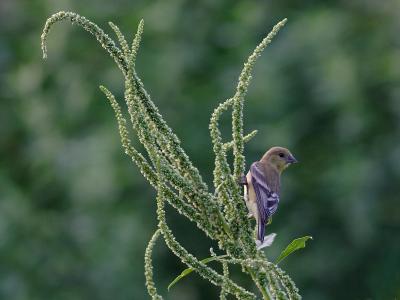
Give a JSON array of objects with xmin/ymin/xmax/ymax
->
[{"xmin": 1, "ymin": 0, "xmax": 400, "ymax": 299}]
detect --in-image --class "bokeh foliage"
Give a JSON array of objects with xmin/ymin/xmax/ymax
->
[{"xmin": 1, "ymin": 0, "xmax": 399, "ymax": 299}]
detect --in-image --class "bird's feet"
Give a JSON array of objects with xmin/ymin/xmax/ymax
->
[{"xmin": 238, "ymin": 174, "xmax": 248, "ymax": 186}]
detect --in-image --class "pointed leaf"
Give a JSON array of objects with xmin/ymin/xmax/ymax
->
[
  {"xmin": 276, "ymin": 236, "xmax": 312, "ymax": 264},
  {"xmin": 167, "ymin": 255, "xmax": 228, "ymax": 290}
]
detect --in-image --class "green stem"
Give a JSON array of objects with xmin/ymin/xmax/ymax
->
[{"xmin": 248, "ymin": 268, "xmax": 272, "ymax": 300}]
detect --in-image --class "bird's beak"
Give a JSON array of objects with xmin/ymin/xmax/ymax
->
[{"xmin": 287, "ymin": 154, "xmax": 298, "ymax": 164}]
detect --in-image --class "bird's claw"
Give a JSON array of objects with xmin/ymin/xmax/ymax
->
[{"xmin": 238, "ymin": 174, "xmax": 248, "ymax": 186}]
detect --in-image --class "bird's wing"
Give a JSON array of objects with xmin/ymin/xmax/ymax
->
[{"xmin": 250, "ymin": 162, "xmax": 280, "ymax": 242}]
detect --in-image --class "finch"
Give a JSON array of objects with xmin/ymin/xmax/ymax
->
[{"xmin": 240, "ymin": 147, "xmax": 298, "ymax": 249}]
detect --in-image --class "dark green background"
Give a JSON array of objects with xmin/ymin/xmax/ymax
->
[{"xmin": 1, "ymin": 0, "xmax": 399, "ymax": 299}]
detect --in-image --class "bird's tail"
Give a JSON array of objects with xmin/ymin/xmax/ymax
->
[{"xmin": 258, "ymin": 220, "xmax": 265, "ymax": 242}]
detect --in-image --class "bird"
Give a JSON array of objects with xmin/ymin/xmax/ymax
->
[{"xmin": 239, "ymin": 147, "xmax": 298, "ymax": 250}]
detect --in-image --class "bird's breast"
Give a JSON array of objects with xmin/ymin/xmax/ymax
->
[{"xmin": 244, "ymin": 172, "xmax": 259, "ymax": 219}]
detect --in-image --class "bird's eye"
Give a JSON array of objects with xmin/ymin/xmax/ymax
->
[{"xmin": 278, "ymin": 153, "xmax": 285, "ymax": 158}]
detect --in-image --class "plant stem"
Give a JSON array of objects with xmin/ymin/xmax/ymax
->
[{"xmin": 248, "ymin": 267, "xmax": 272, "ymax": 300}]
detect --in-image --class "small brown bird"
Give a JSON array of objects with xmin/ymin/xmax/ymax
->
[{"xmin": 240, "ymin": 147, "xmax": 298, "ymax": 249}]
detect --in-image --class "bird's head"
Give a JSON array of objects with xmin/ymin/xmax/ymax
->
[{"xmin": 261, "ymin": 146, "xmax": 298, "ymax": 173}]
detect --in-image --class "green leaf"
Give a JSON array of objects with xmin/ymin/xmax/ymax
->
[
  {"xmin": 276, "ymin": 236, "xmax": 312, "ymax": 264},
  {"xmin": 168, "ymin": 255, "xmax": 228, "ymax": 291}
]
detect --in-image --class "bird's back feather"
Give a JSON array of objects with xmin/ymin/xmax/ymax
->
[{"xmin": 250, "ymin": 162, "xmax": 280, "ymax": 242}]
